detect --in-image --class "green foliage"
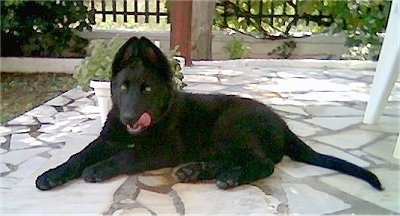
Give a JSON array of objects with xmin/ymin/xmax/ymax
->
[
  {"xmin": 74, "ymin": 36, "xmax": 186, "ymax": 91},
  {"xmin": 1, "ymin": 0, "xmax": 92, "ymax": 57},
  {"xmin": 269, "ymin": 40, "xmax": 296, "ymax": 59},
  {"xmin": 223, "ymin": 36, "xmax": 249, "ymax": 59},
  {"xmin": 73, "ymin": 36, "xmax": 125, "ymax": 91},
  {"xmin": 325, "ymin": 0, "xmax": 390, "ymax": 60},
  {"xmin": 215, "ymin": 0, "xmax": 391, "ymax": 60}
]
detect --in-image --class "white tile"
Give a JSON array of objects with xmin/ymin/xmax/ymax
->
[
  {"xmin": 277, "ymin": 157, "xmax": 334, "ymax": 178},
  {"xmin": 135, "ymin": 189, "xmax": 177, "ymax": 214},
  {"xmin": 363, "ymin": 136, "xmax": 400, "ymax": 165},
  {"xmin": 137, "ymin": 176, "xmax": 169, "ymax": 187},
  {"xmin": 271, "ymin": 105, "xmax": 308, "ymax": 115},
  {"xmin": 172, "ymin": 183, "xmax": 280, "ymax": 214},
  {"xmin": 319, "ymin": 168, "xmax": 400, "ymax": 213},
  {"xmin": 311, "ymin": 143, "xmax": 370, "ymax": 167},
  {"xmin": 2, "ymin": 177, "xmax": 127, "ymax": 215},
  {"xmin": 0, "ymin": 147, "xmax": 50, "ymax": 165},
  {"xmin": 36, "ymin": 133, "xmax": 70, "ymax": 143},
  {"xmin": 184, "ymin": 74, "xmax": 219, "ymax": 83},
  {"xmin": 112, "ymin": 208, "xmax": 152, "ymax": 216},
  {"xmin": 8, "ymin": 157, "xmax": 48, "ymax": 178},
  {"xmin": 0, "ymin": 136, "xmax": 7, "ymax": 144},
  {"xmin": 285, "ymin": 120, "xmax": 322, "ymax": 137},
  {"xmin": 7, "ymin": 115, "xmax": 38, "ymax": 125},
  {"xmin": 0, "ymin": 126, "xmax": 14, "ymax": 136},
  {"xmin": 304, "ymin": 116, "xmax": 361, "ymax": 130},
  {"xmin": 184, "ymin": 84, "xmax": 227, "ymax": 93},
  {"xmin": 0, "ymin": 177, "xmax": 21, "ymax": 188},
  {"xmin": 360, "ymin": 116, "xmax": 400, "ymax": 133},
  {"xmin": 45, "ymin": 96, "xmax": 71, "ymax": 106},
  {"xmin": 9, "ymin": 133, "xmax": 45, "ymax": 149},
  {"xmin": 62, "ymin": 87, "xmax": 92, "ymax": 100},
  {"xmin": 313, "ymin": 129, "xmax": 382, "ymax": 149},
  {"xmin": 0, "ymin": 163, "xmax": 10, "ymax": 173},
  {"xmin": 76, "ymin": 105, "xmax": 100, "ymax": 115},
  {"xmin": 25, "ymin": 105, "xmax": 58, "ymax": 118},
  {"xmin": 283, "ymin": 183, "xmax": 350, "ymax": 214},
  {"xmin": 305, "ymin": 106, "xmax": 364, "ymax": 117}
]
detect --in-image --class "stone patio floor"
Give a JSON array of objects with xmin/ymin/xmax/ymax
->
[{"xmin": 1, "ymin": 59, "xmax": 399, "ymax": 215}]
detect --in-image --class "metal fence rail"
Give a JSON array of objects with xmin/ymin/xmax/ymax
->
[
  {"xmin": 215, "ymin": 0, "xmax": 334, "ymax": 38},
  {"xmin": 87, "ymin": 0, "xmax": 168, "ymax": 23}
]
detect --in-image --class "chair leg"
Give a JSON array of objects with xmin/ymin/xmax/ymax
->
[
  {"xmin": 363, "ymin": 0, "xmax": 400, "ymax": 124},
  {"xmin": 394, "ymin": 135, "xmax": 400, "ymax": 159}
]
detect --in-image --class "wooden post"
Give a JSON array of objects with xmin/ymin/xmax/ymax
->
[
  {"xmin": 191, "ymin": 1, "xmax": 216, "ymax": 60},
  {"xmin": 170, "ymin": 0, "xmax": 193, "ymax": 66}
]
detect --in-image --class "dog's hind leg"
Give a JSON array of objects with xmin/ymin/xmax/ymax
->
[
  {"xmin": 173, "ymin": 162, "xmax": 219, "ymax": 182},
  {"xmin": 215, "ymin": 156, "xmax": 275, "ymax": 189}
]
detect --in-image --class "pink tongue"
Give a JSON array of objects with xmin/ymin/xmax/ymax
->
[{"xmin": 131, "ymin": 112, "xmax": 151, "ymax": 129}]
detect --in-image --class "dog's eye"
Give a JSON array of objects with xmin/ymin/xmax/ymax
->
[
  {"xmin": 141, "ymin": 83, "xmax": 152, "ymax": 93},
  {"xmin": 120, "ymin": 84, "xmax": 127, "ymax": 92}
]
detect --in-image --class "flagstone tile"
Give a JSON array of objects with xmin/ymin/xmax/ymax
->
[
  {"xmin": 304, "ymin": 116, "xmax": 362, "ymax": 130},
  {"xmin": 360, "ymin": 116, "xmax": 400, "ymax": 133},
  {"xmin": 62, "ymin": 87, "xmax": 92, "ymax": 99},
  {"xmin": 277, "ymin": 157, "xmax": 334, "ymax": 178},
  {"xmin": 37, "ymin": 116, "xmax": 55, "ymax": 124},
  {"xmin": 220, "ymin": 76, "xmax": 270, "ymax": 86},
  {"xmin": 7, "ymin": 115, "xmax": 38, "ymax": 125},
  {"xmin": 305, "ymin": 106, "xmax": 364, "ymax": 117},
  {"xmin": 382, "ymin": 103, "xmax": 400, "ymax": 116},
  {"xmin": 9, "ymin": 133, "xmax": 45, "ymax": 150},
  {"xmin": 135, "ymin": 189, "xmax": 177, "ymax": 214},
  {"xmin": 1, "ymin": 163, "xmax": 10, "ymax": 173},
  {"xmin": 172, "ymin": 183, "xmax": 280, "ymax": 215},
  {"xmin": 184, "ymin": 84, "xmax": 227, "ymax": 93},
  {"xmin": 0, "ymin": 136, "xmax": 8, "ymax": 144},
  {"xmin": 271, "ymin": 105, "xmax": 308, "ymax": 115},
  {"xmin": 68, "ymin": 97, "xmax": 95, "ymax": 107},
  {"xmin": 283, "ymin": 183, "xmax": 351, "ymax": 214},
  {"xmin": 184, "ymin": 74, "xmax": 219, "ymax": 83},
  {"xmin": 0, "ymin": 147, "xmax": 51, "ymax": 165},
  {"xmin": 0, "ymin": 177, "xmax": 21, "ymax": 189},
  {"xmin": 363, "ymin": 136, "xmax": 400, "ymax": 165},
  {"xmin": 112, "ymin": 208, "xmax": 152, "ymax": 216},
  {"xmin": 25, "ymin": 105, "xmax": 58, "ymax": 118},
  {"xmin": 313, "ymin": 129, "xmax": 382, "ymax": 149},
  {"xmin": 311, "ymin": 143, "xmax": 370, "ymax": 167},
  {"xmin": 0, "ymin": 148, "xmax": 7, "ymax": 154},
  {"xmin": 292, "ymin": 91, "xmax": 370, "ymax": 102},
  {"xmin": 8, "ymin": 156, "xmax": 47, "ymax": 178},
  {"xmin": 137, "ymin": 175, "xmax": 170, "ymax": 187},
  {"xmin": 285, "ymin": 120, "xmax": 322, "ymax": 137},
  {"xmin": 319, "ymin": 168, "xmax": 400, "ymax": 213},
  {"xmin": 76, "ymin": 105, "xmax": 101, "ymax": 115},
  {"xmin": 38, "ymin": 119, "xmax": 88, "ymax": 134},
  {"xmin": 45, "ymin": 96, "xmax": 72, "ymax": 106},
  {"xmin": 37, "ymin": 132, "xmax": 70, "ymax": 143},
  {"xmin": 2, "ymin": 177, "xmax": 127, "ymax": 215}
]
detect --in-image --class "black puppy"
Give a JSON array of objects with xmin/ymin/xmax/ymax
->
[{"xmin": 36, "ymin": 37, "xmax": 383, "ymax": 191}]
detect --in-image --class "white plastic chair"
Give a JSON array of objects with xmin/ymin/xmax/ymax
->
[{"xmin": 363, "ymin": 0, "xmax": 400, "ymax": 158}]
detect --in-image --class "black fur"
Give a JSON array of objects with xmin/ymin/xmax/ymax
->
[{"xmin": 36, "ymin": 36, "xmax": 383, "ymax": 191}]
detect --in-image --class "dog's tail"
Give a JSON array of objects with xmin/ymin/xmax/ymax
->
[{"xmin": 283, "ymin": 129, "xmax": 383, "ymax": 190}]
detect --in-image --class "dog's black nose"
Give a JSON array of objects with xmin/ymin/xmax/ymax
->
[{"xmin": 121, "ymin": 112, "xmax": 137, "ymax": 125}]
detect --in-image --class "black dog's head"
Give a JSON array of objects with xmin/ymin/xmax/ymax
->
[{"xmin": 111, "ymin": 36, "xmax": 174, "ymax": 135}]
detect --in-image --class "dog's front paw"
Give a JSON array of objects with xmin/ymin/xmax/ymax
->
[
  {"xmin": 216, "ymin": 172, "xmax": 240, "ymax": 190},
  {"xmin": 82, "ymin": 164, "xmax": 112, "ymax": 183},
  {"xmin": 36, "ymin": 169, "xmax": 67, "ymax": 191}
]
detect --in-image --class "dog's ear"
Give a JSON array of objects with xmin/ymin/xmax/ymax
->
[
  {"xmin": 138, "ymin": 37, "xmax": 172, "ymax": 81},
  {"xmin": 112, "ymin": 36, "xmax": 140, "ymax": 77}
]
